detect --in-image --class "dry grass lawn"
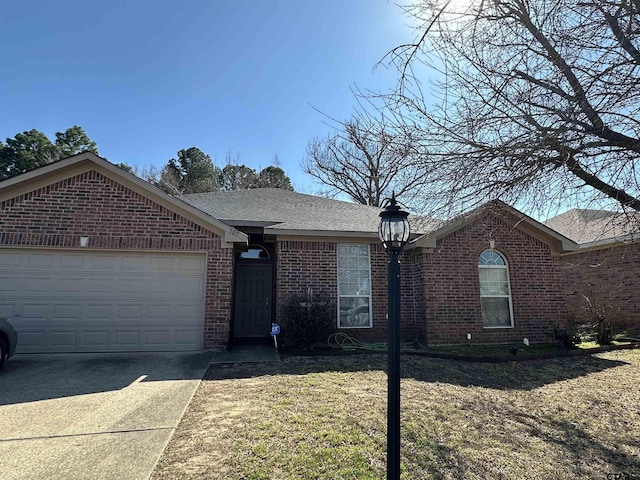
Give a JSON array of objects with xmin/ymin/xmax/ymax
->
[{"xmin": 152, "ymin": 350, "xmax": 640, "ymax": 479}]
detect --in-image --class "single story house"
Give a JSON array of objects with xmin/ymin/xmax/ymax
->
[{"xmin": 0, "ymin": 153, "xmax": 636, "ymax": 353}]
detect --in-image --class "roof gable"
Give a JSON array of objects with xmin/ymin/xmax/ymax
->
[
  {"xmin": 409, "ymin": 200, "xmax": 578, "ymax": 254},
  {"xmin": 0, "ymin": 152, "xmax": 247, "ymax": 246}
]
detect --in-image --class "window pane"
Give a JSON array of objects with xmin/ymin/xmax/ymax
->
[
  {"xmin": 339, "ymin": 297, "xmax": 371, "ymax": 327},
  {"xmin": 485, "ymin": 268, "xmax": 507, "ymax": 282},
  {"xmin": 337, "ymin": 244, "xmax": 372, "ymax": 327},
  {"xmin": 480, "ymin": 280, "xmax": 509, "ymax": 296},
  {"xmin": 358, "ymin": 274, "xmax": 370, "ymax": 295},
  {"xmin": 348, "ymin": 256, "xmax": 359, "ymax": 270},
  {"xmin": 479, "ymin": 250, "xmax": 506, "ymax": 266},
  {"xmin": 481, "ymin": 297, "xmax": 511, "ymax": 327},
  {"xmin": 240, "ymin": 247, "xmax": 270, "ymax": 259},
  {"xmin": 479, "ymin": 267, "xmax": 509, "ymax": 296}
]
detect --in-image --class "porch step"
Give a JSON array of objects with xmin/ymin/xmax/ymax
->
[{"xmin": 209, "ymin": 344, "xmax": 281, "ymax": 364}]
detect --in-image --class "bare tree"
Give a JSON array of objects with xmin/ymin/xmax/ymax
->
[
  {"xmin": 380, "ymin": 0, "xmax": 640, "ymax": 221},
  {"xmin": 303, "ymin": 111, "xmax": 426, "ymax": 208}
]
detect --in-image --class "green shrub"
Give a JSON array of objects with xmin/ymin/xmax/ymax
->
[{"xmin": 280, "ymin": 295, "xmax": 337, "ymax": 347}]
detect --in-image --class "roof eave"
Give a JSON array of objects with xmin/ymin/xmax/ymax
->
[
  {"xmin": 264, "ymin": 227, "xmax": 380, "ymax": 239},
  {"xmin": 573, "ymin": 232, "xmax": 640, "ymax": 251},
  {"xmin": 0, "ymin": 152, "xmax": 248, "ymax": 247}
]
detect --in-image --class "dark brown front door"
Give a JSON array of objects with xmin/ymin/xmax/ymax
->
[{"xmin": 234, "ymin": 263, "xmax": 272, "ymax": 338}]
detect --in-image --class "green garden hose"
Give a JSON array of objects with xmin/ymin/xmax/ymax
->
[{"xmin": 327, "ymin": 332, "xmax": 419, "ymax": 352}]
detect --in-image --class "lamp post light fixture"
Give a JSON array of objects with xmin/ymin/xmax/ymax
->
[{"xmin": 378, "ymin": 193, "xmax": 410, "ymax": 480}]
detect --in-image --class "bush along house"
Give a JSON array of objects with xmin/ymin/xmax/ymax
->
[{"xmin": 1, "ymin": 153, "xmax": 635, "ymax": 353}]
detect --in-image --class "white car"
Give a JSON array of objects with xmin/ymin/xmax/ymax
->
[{"xmin": 0, "ymin": 318, "xmax": 18, "ymax": 369}]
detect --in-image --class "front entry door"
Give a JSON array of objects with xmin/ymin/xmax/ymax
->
[{"xmin": 234, "ymin": 263, "xmax": 272, "ymax": 338}]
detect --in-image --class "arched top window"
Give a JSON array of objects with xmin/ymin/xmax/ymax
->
[
  {"xmin": 478, "ymin": 250, "xmax": 513, "ymax": 328},
  {"xmin": 239, "ymin": 245, "xmax": 271, "ymax": 260},
  {"xmin": 479, "ymin": 250, "xmax": 506, "ymax": 266}
]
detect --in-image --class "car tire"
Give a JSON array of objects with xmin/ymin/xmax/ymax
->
[{"xmin": 0, "ymin": 337, "xmax": 7, "ymax": 370}]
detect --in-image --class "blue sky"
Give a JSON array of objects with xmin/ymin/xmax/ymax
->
[{"xmin": 0, "ymin": 0, "xmax": 414, "ymax": 193}]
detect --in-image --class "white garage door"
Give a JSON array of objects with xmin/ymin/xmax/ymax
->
[{"xmin": 0, "ymin": 249, "xmax": 206, "ymax": 353}]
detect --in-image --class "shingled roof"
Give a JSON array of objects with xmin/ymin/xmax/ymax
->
[
  {"xmin": 544, "ymin": 209, "xmax": 639, "ymax": 245},
  {"xmin": 181, "ymin": 188, "xmax": 403, "ymax": 237},
  {"xmin": 182, "ymin": 188, "xmax": 639, "ymax": 249}
]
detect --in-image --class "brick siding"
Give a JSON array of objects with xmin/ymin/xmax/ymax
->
[
  {"xmin": 417, "ymin": 213, "xmax": 566, "ymax": 345},
  {"xmin": 276, "ymin": 240, "xmax": 434, "ymax": 344},
  {"xmin": 276, "ymin": 240, "xmax": 404, "ymax": 342},
  {"xmin": 401, "ymin": 250, "xmax": 425, "ymax": 341},
  {"xmin": 0, "ymin": 170, "xmax": 233, "ymax": 349},
  {"xmin": 560, "ymin": 241, "xmax": 640, "ymax": 334}
]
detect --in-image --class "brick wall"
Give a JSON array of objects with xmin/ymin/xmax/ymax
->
[
  {"xmin": 418, "ymin": 213, "xmax": 565, "ymax": 345},
  {"xmin": 0, "ymin": 170, "xmax": 233, "ymax": 349},
  {"xmin": 401, "ymin": 249, "xmax": 425, "ymax": 341},
  {"xmin": 276, "ymin": 240, "xmax": 414, "ymax": 342},
  {"xmin": 560, "ymin": 241, "xmax": 640, "ymax": 334}
]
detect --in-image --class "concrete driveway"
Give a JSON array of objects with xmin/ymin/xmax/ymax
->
[{"xmin": 0, "ymin": 352, "xmax": 212, "ymax": 480}]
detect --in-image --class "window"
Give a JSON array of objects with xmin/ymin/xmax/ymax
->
[
  {"xmin": 478, "ymin": 250, "xmax": 514, "ymax": 328},
  {"xmin": 337, "ymin": 244, "xmax": 372, "ymax": 328},
  {"xmin": 239, "ymin": 246, "xmax": 270, "ymax": 260}
]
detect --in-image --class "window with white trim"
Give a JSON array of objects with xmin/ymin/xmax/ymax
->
[
  {"xmin": 478, "ymin": 250, "xmax": 514, "ymax": 328},
  {"xmin": 337, "ymin": 244, "xmax": 372, "ymax": 328}
]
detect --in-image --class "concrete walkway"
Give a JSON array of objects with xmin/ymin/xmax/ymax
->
[
  {"xmin": 0, "ymin": 352, "xmax": 211, "ymax": 480},
  {"xmin": 209, "ymin": 343, "xmax": 281, "ymax": 364}
]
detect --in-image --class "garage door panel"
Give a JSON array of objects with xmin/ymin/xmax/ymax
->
[
  {"xmin": 18, "ymin": 331, "xmax": 45, "ymax": 349},
  {"xmin": 146, "ymin": 277, "xmax": 175, "ymax": 295},
  {"xmin": 175, "ymin": 330, "xmax": 200, "ymax": 346},
  {"xmin": 0, "ymin": 302, "xmax": 17, "ymax": 318},
  {"xmin": 146, "ymin": 330, "xmax": 170, "ymax": 345},
  {"xmin": 178, "ymin": 277, "xmax": 205, "ymax": 295},
  {"xmin": 86, "ymin": 276, "xmax": 118, "ymax": 294},
  {"xmin": 57, "ymin": 277, "xmax": 84, "ymax": 294},
  {"xmin": 116, "ymin": 304, "xmax": 143, "ymax": 321},
  {"xmin": 59, "ymin": 254, "xmax": 85, "ymax": 268},
  {"xmin": 152, "ymin": 256, "xmax": 175, "ymax": 271},
  {"xmin": 90, "ymin": 255, "xmax": 119, "ymax": 270},
  {"xmin": 148, "ymin": 304, "xmax": 170, "ymax": 320},
  {"xmin": 50, "ymin": 331, "xmax": 77, "ymax": 347},
  {"xmin": 175, "ymin": 304, "xmax": 202, "ymax": 320},
  {"xmin": 26, "ymin": 253, "xmax": 54, "ymax": 268},
  {"xmin": 121, "ymin": 255, "xmax": 146, "ymax": 270},
  {"xmin": 52, "ymin": 304, "xmax": 81, "ymax": 319},
  {"xmin": 115, "ymin": 330, "xmax": 140, "ymax": 346},
  {"xmin": 119, "ymin": 277, "xmax": 146, "ymax": 294},
  {"xmin": 0, "ymin": 275, "xmax": 20, "ymax": 294},
  {"xmin": 21, "ymin": 303, "xmax": 49, "ymax": 320},
  {"xmin": 83, "ymin": 331, "xmax": 109, "ymax": 346},
  {"xmin": 24, "ymin": 276, "xmax": 52, "ymax": 293},
  {"xmin": 180, "ymin": 255, "xmax": 207, "ymax": 271},
  {"xmin": 85, "ymin": 305, "xmax": 112, "ymax": 320},
  {"xmin": 0, "ymin": 249, "xmax": 206, "ymax": 353}
]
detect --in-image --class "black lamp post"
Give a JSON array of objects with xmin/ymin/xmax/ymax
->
[{"xmin": 378, "ymin": 193, "xmax": 410, "ymax": 480}]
